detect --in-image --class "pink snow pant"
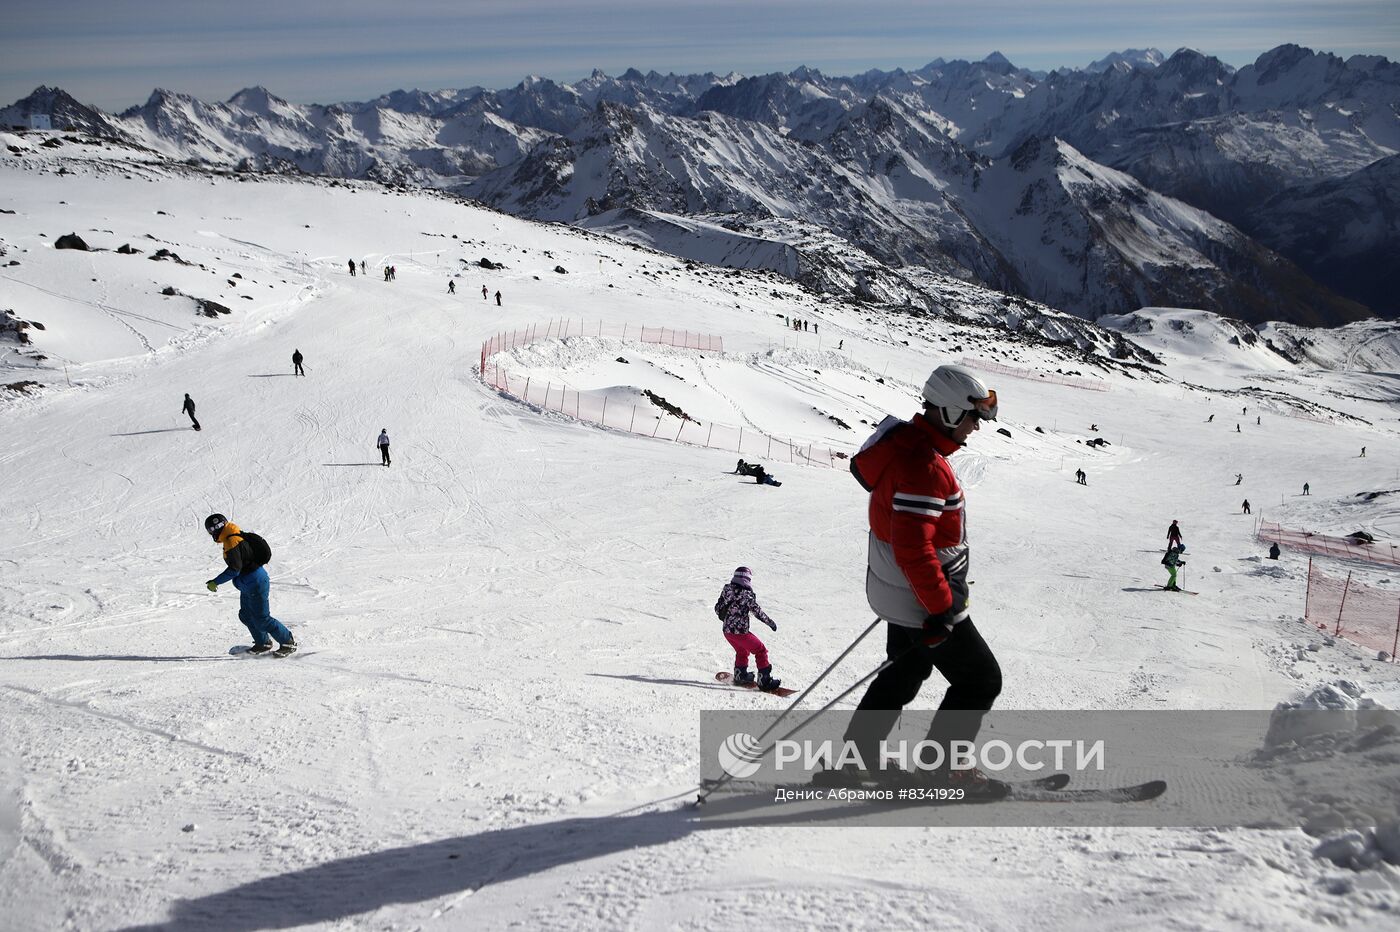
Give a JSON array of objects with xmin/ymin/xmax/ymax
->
[{"xmin": 725, "ymin": 632, "xmax": 769, "ymax": 669}]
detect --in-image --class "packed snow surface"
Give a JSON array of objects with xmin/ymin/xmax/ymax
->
[{"xmin": 3, "ymin": 150, "xmax": 1400, "ymax": 929}]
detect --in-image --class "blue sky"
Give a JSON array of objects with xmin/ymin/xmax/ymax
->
[{"xmin": 4, "ymin": 0, "xmax": 1398, "ymax": 109}]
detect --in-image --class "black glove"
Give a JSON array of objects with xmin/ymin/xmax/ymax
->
[{"xmin": 922, "ymin": 608, "xmax": 958, "ymax": 647}]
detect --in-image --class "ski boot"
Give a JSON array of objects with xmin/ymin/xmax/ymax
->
[
  {"xmin": 810, "ymin": 762, "xmax": 872, "ymax": 788},
  {"xmin": 272, "ymin": 637, "xmax": 298, "ymax": 658},
  {"xmin": 757, "ymin": 665, "xmax": 782, "ymax": 692},
  {"xmin": 918, "ymin": 766, "xmax": 1010, "ymax": 800},
  {"xmin": 733, "ymin": 664, "xmax": 756, "ymax": 686},
  {"xmin": 247, "ymin": 643, "xmax": 275, "ymax": 655}
]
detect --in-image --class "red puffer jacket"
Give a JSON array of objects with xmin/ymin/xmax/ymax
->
[{"xmin": 851, "ymin": 413, "xmax": 968, "ymax": 628}]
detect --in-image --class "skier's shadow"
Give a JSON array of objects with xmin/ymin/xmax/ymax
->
[
  {"xmin": 247, "ymin": 373, "xmax": 296, "ymax": 378},
  {"xmin": 111, "ymin": 429, "xmax": 190, "ymax": 436},
  {"xmin": 5, "ymin": 653, "xmax": 218, "ymax": 662},
  {"xmin": 123, "ymin": 797, "xmax": 881, "ymax": 931},
  {"xmin": 323, "ymin": 463, "xmax": 383, "ymax": 467},
  {"xmin": 588, "ymin": 672, "xmax": 731, "ymax": 692},
  {"xmin": 1122, "ymin": 587, "xmax": 1165, "ymax": 593}
]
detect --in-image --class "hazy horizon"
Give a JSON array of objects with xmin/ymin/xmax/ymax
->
[{"xmin": 4, "ymin": 0, "xmax": 1397, "ymax": 111}]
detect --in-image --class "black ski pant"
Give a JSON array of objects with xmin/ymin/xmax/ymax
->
[
  {"xmin": 844, "ymin": 619, "xmax": 1001, "ymax": 771},
  {"xmin": 380, "ymin": 444, "xmax": 391, "ymax": 466},
  {"xmin": 294, "ymin": 362, "xmax": 304, "ymax": 376}
]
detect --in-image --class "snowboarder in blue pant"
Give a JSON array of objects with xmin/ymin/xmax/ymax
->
[{"xmin": 203, "ymin": 514, "xmax": 296, "ymax": 655}]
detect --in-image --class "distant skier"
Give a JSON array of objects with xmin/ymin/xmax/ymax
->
[
  {"xmin": 181, "ymin": 393, "xmax": 201, "ymax": 431},
  {"xmin": 1207, "ymin": 414, "xmax": 1214, "ymax": 422},
  {"xmin": 1303, "ymin": 482, "xmax": 1310, "ymax": 495},
  {"xmin": 1161, "ymin": 544, "xmax": 1186, "ymax": 591},
  {"xmin": 1256, "ymin": 415, "xmax": 1261, "ymax": 425},
  {"xmin": 1268, "ymin": 542, "xmax": 1281, "ymax": 560},
  {"xmin": 494, "ymin": 290, "xmax": 502, "ymax": 306},
  {"xmin": 447, "ymin": 280, "xmax": 456, "ymax": 295},
  {"xmin": 203, "ymin": 513, "xmax": 296, "ymax": 656},
  {"xmin": 1167, "ymin": 519, "xmax": 1183, "ymax": 550},
  {"xmin": 1242, "ymin": 499, "xmax": 1251, "ymax": 514},
  {"xmin": 1236, "ymin": 424, "xmax": 1241, "ymax": 433},
  {"xmin": 359, "ymin": 260, "xmax": 366, "ymax": 275},
  {"xmin": 833, "ymin": 364, "xmax": 1003, "ymax": 792},
  {"xmin": 482, "ymin": 285, "xmax": 488, "ymax": 300},
  {"xmin": 292, "ymin": 348, "xmax": 304, "ymax": 377},
  {"xmin": 1361, "ymin": 447, "xmax": 1367, "ymax": 458},
  {"xmin": 384, "ymin": 267, "xmax": 391, "ymax": 282},
  {"xmin": 348, "ymin": 259, "xmax": 356, "ymax": 277},
  {"xmin": 714, "ymin": 566, "xmax": 781, "ymax": 692},
  {"xmin": 1075, "ymin": 468, "xmax": 1087, "ymax": 485},
  {"xmin": 838, "ymin": 339, "xmax": 844, "ymax": 350},
  {"xmin": 1235, "ymin": 473, "xmax": 1242, "ymax": 485},
  {"xmin": 377, "ymin": 428, "xmax": 391, "ymax": 467}
]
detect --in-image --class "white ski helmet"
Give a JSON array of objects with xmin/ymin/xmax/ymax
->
[{"xmin": 922, "ymin": 364, "xmax": 998, "ymax": 429}]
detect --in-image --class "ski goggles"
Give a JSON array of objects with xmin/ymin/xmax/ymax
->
[{"xmin": 970, "ymin": 388, "xmax": 998, "ymax": 421}]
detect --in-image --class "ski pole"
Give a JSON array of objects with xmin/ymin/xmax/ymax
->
[
  {"xmin": 695, "ymin": 622, "xmax": 914, "ymax": 805},
  {"xmin": 695, "ymin": 617, "xmax": 881, "ymax": 803},
  {"xmin": 694, "ymin": 653, "xmax": 901, "ymax": 806}
]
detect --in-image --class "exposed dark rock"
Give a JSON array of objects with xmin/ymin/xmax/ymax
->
[
  {"xmin": 116, "ymin": 243, "xmax": 141, "ymax": 254},
  {"xmin": 54, "ymin": 232, "xmax": 89, "ymax": 250}
]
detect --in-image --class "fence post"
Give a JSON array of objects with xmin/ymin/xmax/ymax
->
[
  {"xmin": 653, "ymin": 417, "xmax": 661, "ymax": 437},
  {"xmin": 707, "ymin": 424, "xmax": 713, "ymax": 447},
  {"xmin": 1335, "ymin": 571, "xmax": 1353, "ymax": 636},
  {"xmin": 738, "ymin": 427, "xmax": 743, "ymax": 454},
  {"xmin": 1393, "ymin": 599, "xmax": 1400, "ymax": 662},
  {"xmin": 524, "ymin": 377, "xmax": 530, "ymax": 402},
  {"xmin": 601, "ymin": 396, "xmax": 608, "ymax": 427},
  {"xmin": 767, "ymin": 435, "xmax": 772, "ymax": 458},
  {"xmin": 543, "ymin": 382, "xmax": 550, "ymax": 408},
  {"xmin": 675, "ymin": 420, "xmax": 685, "ymax": 441},
  {"xmin": 630, "ymin": 406, "xmax": 636, "ymax": 432}
]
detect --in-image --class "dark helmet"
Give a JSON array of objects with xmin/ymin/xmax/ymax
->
[{"xmin": 204, "ymin": 513, "xmax": 228, "ymax": 538}]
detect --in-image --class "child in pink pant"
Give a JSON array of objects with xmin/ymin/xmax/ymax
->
[{"xmin": 714, "ymin": 566, "xmax": 782, "ymax": 691}]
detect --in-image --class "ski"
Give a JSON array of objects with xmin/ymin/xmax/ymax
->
[
  {"xmin": 715, "ymin": 670, "xmax": 797, "ymax": 697},
  {"xmin": 1156, "ymin": 586, "xmax": 1199, "ymax": 595},
  {"xmin": 1004, "ymin": 779, "xmax": 1166, "ymax": 803}
]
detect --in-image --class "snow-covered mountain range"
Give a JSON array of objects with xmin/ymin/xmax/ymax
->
[{"xmin": 3, "ymin": 44, "xmax": 1397, "ymax": 324}]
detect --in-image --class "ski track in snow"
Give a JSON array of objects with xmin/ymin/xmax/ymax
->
[{"xmin": 1, "ymin": 154, "xmax": 1399, "ymax": 929}]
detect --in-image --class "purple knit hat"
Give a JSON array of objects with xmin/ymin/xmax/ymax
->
[{"xmin": 731, "ymin": 566, "xmax": 753, "ymax": 587}]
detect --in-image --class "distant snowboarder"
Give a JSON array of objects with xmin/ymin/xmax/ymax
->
[
  {"xmin": 1242, "ymin": 499, "xmax": 1251, "ymax": 514},
  {"xmin": 348, "ymin": 259, "xmax": 356, "ymax": 277},
  {"xmin": 1361, "ymin": 447, "xmax": 1367, "ymax": 458},
  {"xmin": 447, "ymin": 280, "xmax": 455, "ymax": 295},
  {"xmin": 494, "ymin": 290, "xmax": 502, "ymax": 306},
  {"xmin": 377, "ymin": 429, "xmax": 391, "ymax": 467},
  {"xmin": 203, "ymin": 513, "xmax": 296, "ymax": 656},
  {"xmin": 292, "ymin": 349, "xmax": 304, "ymax": 377},
  {"xmin": 714, "ymin": 566, "xmax": 781, "ymax": 692},
  {"xmin": 181, "ymin": 393, "xmax": 201, "ymax": 431},
  {"xmin": 1303, "ymin": 482, "xmax": 1310, "ymax": 495},
  {"xmin": 1167, "ymin": 519, "xmax": 1183, "ymax": 550},
  {"xmin": 1235, "ymin": 473, "xmax": 1242, "ymax": 485},
  {"xmin": 735, "ymin": 459, "xmax": 780, "ymax": 487},
  {"xmin": 1207, "ymin": 414, "xmax": 1214, "ymax": 422},
  {"xmin": 1269, "ymin": 542, "xmax": 1281, "ymax": 560}
]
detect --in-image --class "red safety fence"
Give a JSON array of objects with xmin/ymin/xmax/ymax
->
[
  {"xmin": 960, "ymin": 357, "xmax": 1109, "ymax": 392},
  {"xmin": 1257, "ymin": 521, "xmax": 1400, "ymax": 569},
  {"xmin": 480, "ymin": 323, "xmax": 848, "ymax": 468},
  {"xmin": 1305, "ymin": 560, "xmax": 1400, "ymax": 660},
  {"xmin": 481, "ymin": 319, "xmax": 721, "ymax": 369}
]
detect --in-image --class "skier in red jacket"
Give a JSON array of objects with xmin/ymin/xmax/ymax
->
[{"xmin": 836, "ymin": 364, "xmax": 1003, "ymax": 792}]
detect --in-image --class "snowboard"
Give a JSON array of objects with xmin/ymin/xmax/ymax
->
[
  {"xmin": 229, "ymin": 644, "xmax": 298, "ymax": 658},
  {"xmin": 760, "ymin": 477, "xmax": 782, "ymax": 487},
  {"xmin": 716, "ymin": 670, "xmax": 796, "ymax": 697}
]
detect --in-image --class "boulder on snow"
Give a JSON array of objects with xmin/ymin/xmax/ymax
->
[
  {"xmin": 553, "ymin": 265, "xmax": 568, "ymax": 274},
  {"xmin": 478, "ymin": 257, "xmax": 502, "ymax": 270},
  {"xmin": 195, "ymin": 298, "xmax": 231, "ymax": 317},
  {"xmin": 54, "ymin": 232, "xmax": 90, "ymax": 250},
  {"xmin": 115, "ymin": 243, "xmax": 141, "ymax": 254}
]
